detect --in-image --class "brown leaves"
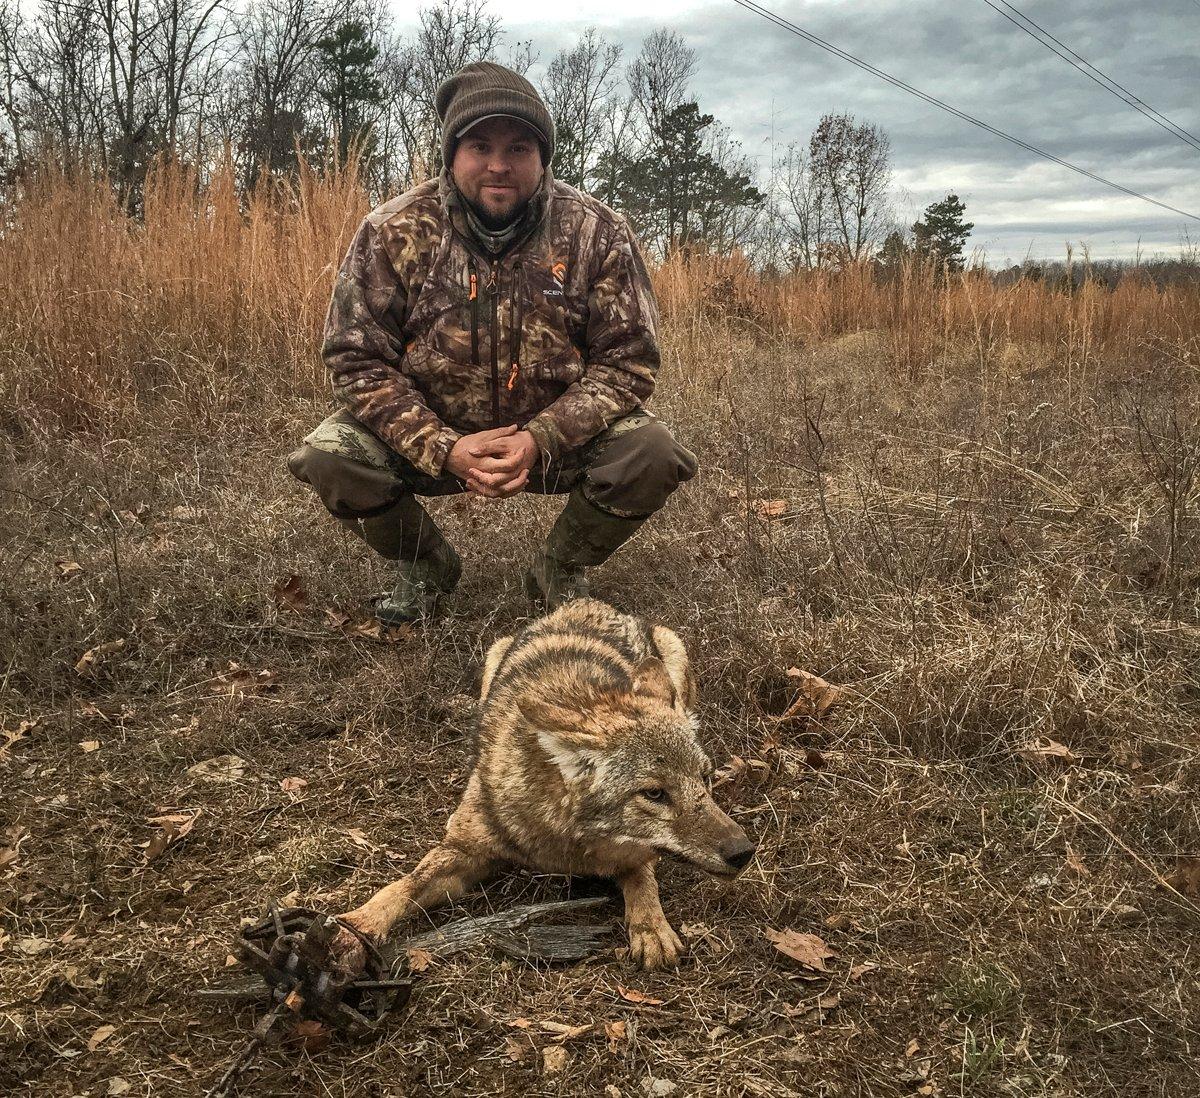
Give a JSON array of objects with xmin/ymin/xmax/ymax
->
[
  {"xmin": 143, "ymin": 810, "xmax": 201, "ymax": 862},
  {"xmin": 405, "ymin": 947, "xmax": 434, "ymax": 972},
  {"xmin": 87, "ymin": 1024, "xmax": 117, "ymax": 1052},
  {"xmin": 55, "ymin": 559, "xmax": 84, "ymax": 582},
  {"xmin": 79, "ymin": 740, "xmax": 101, "ymax": 753},
  {"xmin": 207, "ymin": 662, "xmax": 278, "ymax": 696},
  {"xmin": 187, "ymin": 755, "xmax": 246, "ymax": 783},
  {"xmin": 780, "ymin": 667, "xmax": 843, "ymax": 721},
  {"xmin": 1164, "ymin": 856, "xmax": 1200, "ymax": 897},
  {"xmin": 279, "ymin": 776, "xmax": 308, "ymax": 794},
  {"xmin": 764, "ymin": 928, "xmax": 837, "ymax": 971},
  {"xmin": 2, "ymin": 718, "xmax": 38, "ymax": 756},
  {"xmin": 272, "ymin": 575, "xmax": 308, "ymax": 612},
  {"xmin": 752, "ymin": 498, "xmax": 789, "ymax": 519},
  {"xmin": 541, "ymin": 1045, "xmax": 570, "ymax": 1074},
  {"xmin": 616, "ymin": 985, "xmax": 665, "ymax": 1006},
  {"xmin": 1018, "ymin": 738, "xmax": 1076, "ymax": 765},
  {"xmin": 75, "ymin": 639, "xmax": 126, "ymax": 677}
]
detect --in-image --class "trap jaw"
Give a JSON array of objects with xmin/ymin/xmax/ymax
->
[{"xmin": 236, "ymin": 904, "xmax": 411, "ymax": 1037}]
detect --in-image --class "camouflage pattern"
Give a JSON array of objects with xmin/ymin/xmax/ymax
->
[{"xmin": 322, "ymin": 168, "xmax": 661, "ymax": 478}]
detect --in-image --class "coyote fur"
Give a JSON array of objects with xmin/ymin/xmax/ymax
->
[{"xmin": 334, "ymin": 598, "xmax": 756, "ymax": 970}]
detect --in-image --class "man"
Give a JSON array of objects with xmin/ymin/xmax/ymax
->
[{"xmin": 288, "ymin": 61, "xmax": 696, "ymax": 621}]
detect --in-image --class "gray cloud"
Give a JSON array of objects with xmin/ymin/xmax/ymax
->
[{"xmin": 406, "ymin": 0, "xmax": 1200, "ymax": 261}]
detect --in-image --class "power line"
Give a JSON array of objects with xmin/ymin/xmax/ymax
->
[
  {"xmin": 729, "ymin": 0, "xmax": 1200, "ymax": 223},
  {"xmin": 983, "ymin": 0, "xmax": 1200, "ymax": 154}
]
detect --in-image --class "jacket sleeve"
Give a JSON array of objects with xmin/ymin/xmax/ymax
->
[
  {"xmin": 525, "ymin": 216, "xmax": 659, "ymax": 460},
  {"xmin": 322, "ymin": 217, "xmax": 461, "ymax": 477}
]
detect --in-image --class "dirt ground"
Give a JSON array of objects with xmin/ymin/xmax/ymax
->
[{"xmin": 2, "ymin": 328, "xmax": 1198, "ymax": 1096}]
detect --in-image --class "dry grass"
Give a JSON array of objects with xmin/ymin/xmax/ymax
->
[{"xmin": 1, "ymin": 164, "xmax": 1198, "ymax": 1096}]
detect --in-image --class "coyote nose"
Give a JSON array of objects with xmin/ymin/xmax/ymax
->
[{"xmin": 722, "ymin": 839, "xmax": 757, "ymax": 872}]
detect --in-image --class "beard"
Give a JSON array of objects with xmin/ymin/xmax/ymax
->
[{"xmin": 465, "ymin": 192, "xmax": 524, "ymax": 230}]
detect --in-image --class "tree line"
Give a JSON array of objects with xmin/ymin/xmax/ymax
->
[{"xmin": 0, "ymin": 0, "xmax": 974, "ymax": 269}]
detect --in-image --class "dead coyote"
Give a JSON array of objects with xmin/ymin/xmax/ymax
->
[{"xmin": 334, "ymin": 598, "xmax": 756, "ymax": 970}]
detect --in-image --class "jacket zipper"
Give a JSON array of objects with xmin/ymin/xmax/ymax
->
[
  {"xmin": 468, "ymin": 261, "xmax": 480, "ymax": 373},
  {"xmin": 488, "ymin": 261, "xmax": 500, "ymax": 426},
  {"xmin": 508, "ymin": 261, "xmax": 522, "ymax": 391}
]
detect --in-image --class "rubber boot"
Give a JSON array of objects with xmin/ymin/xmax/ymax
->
[
  {"xmin": 339, "ymin": 496, "xmax": 462, "ymax": 623},
  {"xmin": 525, "ymin": 489, "xmax": 647, "ymax": 610}
]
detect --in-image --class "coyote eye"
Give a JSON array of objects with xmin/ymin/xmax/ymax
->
[{"xmin": 640, "ymin": 787, "xmax": 668, "ymax": 804}]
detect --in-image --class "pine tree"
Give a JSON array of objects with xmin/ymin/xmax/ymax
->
[
  {"xmin": 912, "ymin": 194, "xmax": 974, "ymax": 271},
  {"xmin": 315, "ymin": 20, "xmax": 384, "ymax": 166}
]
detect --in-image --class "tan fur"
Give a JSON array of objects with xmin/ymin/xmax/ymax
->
[{"xmin": 335, "ymin": 599, "xmax": 755, "ymax": 971}]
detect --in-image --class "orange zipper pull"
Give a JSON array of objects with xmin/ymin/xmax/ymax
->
[
  {"xmin": 506, "ymin": 362, "xmax": 519, "ymax": 390},
  {"xmin": 469, "ymin": 272, "xmax": 477, "ymax": 300}
]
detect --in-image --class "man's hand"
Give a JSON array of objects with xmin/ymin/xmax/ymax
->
[{"xmin": 445, "ymin": 425, "xmax": 539, "ymax": 499}]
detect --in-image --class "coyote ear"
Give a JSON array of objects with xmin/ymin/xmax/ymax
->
[
  {"xmin": 631, "ymin": 657, "xmax": 676, "ymax": 706},
  {"xmin": 650, "ymin": 626, "xmax": 697, "ymax": 711},
  {"xmin": 516, "ymin": 695, "xmax": 601, "ymax": 746}
]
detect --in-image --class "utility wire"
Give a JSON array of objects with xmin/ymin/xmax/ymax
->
[
  {"xmin": 729, "ymin": 0, "xmax": 1200, "ymax": 223},
  {"xmin": 984, "ymin": 0, "xmax": 1200, "ymax": 154}
]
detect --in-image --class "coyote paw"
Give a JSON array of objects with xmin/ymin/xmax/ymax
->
[
  {"xmin": 328, "ymin": 913, "xmax": 374, "ymax": 979},
  {"xmin": 627, "ymin": 918, "xmax": 684, "ymax": 970}
]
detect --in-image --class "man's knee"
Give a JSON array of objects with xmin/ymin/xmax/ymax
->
[
  {"xmin": 287, "ymin": 444, "xmax": 404, "ymax": 519},
  {"xmin": 583, "ymin": 421, "xmax": 698, "ymax": 516}
]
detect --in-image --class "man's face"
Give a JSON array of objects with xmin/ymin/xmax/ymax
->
[{"xmin": 451, "ymin": 117, "xmax": 544, "ymax": 228}]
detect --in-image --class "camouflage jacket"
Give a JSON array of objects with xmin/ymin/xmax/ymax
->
[{"xmin": 322, "ymin": 169, "xmax": 661, "ymax": 477}]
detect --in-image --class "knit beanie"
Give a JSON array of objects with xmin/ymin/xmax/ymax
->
[{"xmin": 436, "ymin": 61, "xmax": 555, "ymax": 169}]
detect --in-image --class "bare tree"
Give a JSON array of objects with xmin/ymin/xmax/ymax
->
[
  {"xmin": 807, "ymin": 112, "xmax": 891, "ymax": 263},
  {"xmin": 541, "ymin": 27, "xmax": 620, "ymax": 189}
]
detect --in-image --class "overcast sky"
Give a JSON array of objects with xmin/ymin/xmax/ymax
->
[{"xmin": 394, "ymin": 0, "xmax": 1200, "ymax": 263}]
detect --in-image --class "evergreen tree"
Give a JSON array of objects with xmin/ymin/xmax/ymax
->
[
  {"xmin": 912, "ymin": 194, "xmax": 974, "ymax": 271},
  {"xmin": 315, "ymin": 19, "xmax": 384, "ymax": 166}
]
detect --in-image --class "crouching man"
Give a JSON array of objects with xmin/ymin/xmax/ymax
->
[{"xmin": 288, "ymin": 61, "xmax": 696, "ymax": 620}]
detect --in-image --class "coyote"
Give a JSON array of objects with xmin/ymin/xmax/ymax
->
[{"xmin": 333, "ymin": 598, "xmax": 756, "ymax": 970}]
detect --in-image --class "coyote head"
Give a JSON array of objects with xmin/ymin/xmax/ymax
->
[{"xmin": 517, "ymin": 658, "xmax": 756, "ymax": 877}]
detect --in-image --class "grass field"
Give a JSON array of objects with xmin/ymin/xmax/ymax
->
[{"xmin": 2, "ymin": 163, "xmax": 1199, "ymax": 1096}]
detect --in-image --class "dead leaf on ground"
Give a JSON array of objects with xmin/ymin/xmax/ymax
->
[
  {"xmin": 542, "ymin": 1045, "xmax": 570, "ymax": 1074},
  {"xmin": 504, "ymin": 1036, "xmax": 528, "ymax": 1062},
  {"xmin": 170, "ymin": 505, "xmax": 202, "ymax": 521},
  {"xmin": 345, "ymin": 827, "xmax": 381, "ymax": 851},
  {"xmin": 751, "ymin": 498, "xmax": 789, "ymax": 519},
  {"xmin": 293, "ymin": 1019, "xmax": 331, "ymax": 1053},
  {"xmin": 3, "ymin": 719, "xmax": 39, "ymax": 754},
  {"xmin": 849, "ymin": 962, "xmax": 878, "ymax": 981},
  {"xmin": 279, "ymin": 776, "xmax": 308, "ymax": 793},
  {"xmin": 780, "ymin": 667, "xmax": 843, "ymax": 721},
  {"xmin": 764, "ymin": 928, "xmax": 837, "ymax": 971},
  {"xmin": 616, "ymin": 985, "xmax": 666, "ymax": 1006},
  {"xmin": 1064, "ymin": 843, "xmax": 1090, "ymax": 877},
  {"xmin": 905, "ymin": 1038, "xmax": 921, "ymax": 1058},
  {"xmin": 55, "ymin": 560, "xmax": 84, "ymax": 581},
  {"xmin": 142, "ymin": 811, "xmax": 201, "ymax": 862},
  {"xmin": 272, "ymin": 575, "xmax": 308, "ymax": 612},
  {"xmin": 1164, "ymin": 856, "xmax": 1200, "ymax": 897},
  {"xmin": 604, "ymin": 1019, "xmax": 627, "ymax": 1044},
  {"xmin": 75, "ymin": 639, "xmax": 126, "ymax": 676},
  {"xmin": 87, "ymin": 1024, "xmax": 116, "ymax": 1052},
  {"xmin": 405, "ymin": 947, "xmax": 434, "ymax": 972},
  {"xmin": 323, "ymin": 608, "xmax": 351, "ymax": 630},
  {"xmin": 16, "ymin": 936, "xmax": 52, "ymax": 956},
  {"xmin": 107, "ymin": 1077, "xmax": 131, "ymax": 1096},
  {"xmin": 1018, "ymin": 738, "xmax": 1076, "ymax": 764},
  {"xmin": 187, "ymin": 755, "xmax": 246, "ymax": 783},
  {"xmin": 79, "ymin": 740, "xmax": 101, "ymax": 753},
  {"xmin": 344, "ymin": 618, "xmax": 413, "ymax": 644},
  {"xmin": 207, "ymin": 662, "xmax": 278, "ymax": 696}
]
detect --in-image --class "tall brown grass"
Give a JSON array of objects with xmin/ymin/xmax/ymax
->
[{"xmin": 1, "ymin": 158, "xmax": 1197, "ymax": 434}]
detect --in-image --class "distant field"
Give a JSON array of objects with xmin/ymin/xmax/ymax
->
[{"xmin": 2, "ymin": 164, "xmax": 1198, "ymax": 1096}]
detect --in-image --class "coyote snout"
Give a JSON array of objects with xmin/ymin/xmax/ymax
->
[{"xmin": 334, "ymin": 599, "xmax": 756, "ymax": 971}]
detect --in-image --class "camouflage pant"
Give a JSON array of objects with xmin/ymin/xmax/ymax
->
[{"xmin": 287, "ymin": 408, "xmax": 698, "ymax": 522}]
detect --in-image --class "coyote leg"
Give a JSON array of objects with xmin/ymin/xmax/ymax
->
[
  {"xmin": 330, "ymin": 843, "xmax": 496, "ymax": 974},
  {"xmin": 617, "ymin": 861, "xmax": 684, "ymax": 970}
]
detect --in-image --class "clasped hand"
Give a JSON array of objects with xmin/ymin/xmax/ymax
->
[{"xmin": 445, "ymin": 425, "xmax": 539, "ymax": 499}]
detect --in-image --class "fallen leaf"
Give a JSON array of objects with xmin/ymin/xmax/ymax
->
[
  {"xmin": 323, "ymin": 608, "xmax": 351, "ymax": 630},
  {"xmin": 1164, "ymin": 856, "xmax": 1200, "ymax": 897},
  {"xmin": 279, "ymin": 776, "xmax": 308, "ymax": 793},
  {"xmin": 88, "ymin": 1025, "xmax": 116, "ymax": 1052},
  {"xmin": 293, "ymin": 1019, "xmax": 331, "ymax": 1053},
  {"xmin": 764, "ymin": 928, "xmax": 837, "ymax": 971},
  {"xmin": 79, "ymin": 740, "xmax": 101, "ymax": 753},
  {"xmin": 171, "ymin": 505, "xmax": 201, "ymax": 521},
  {"xmin": 905, "ymin": 1038, "xmax": 921, "ymax": 1058},
  {"xmin": 405, "ymin": 947, "xmax": 434, "ymax": 972},
  {"xmin": 542, "ymin": 1045, "xmax": 570, "ymax": 1074},
  {"xmin": 752, "ymin": 498, "xmax": 788, "ymax": 519},
  {"xmin": 711, "ymin": 755, "xmax": 747, "ymax": 788},
  {"xmin": 849, "ymin": 962, "xmax": 878, "ymax": 981},
  {"xmin": 345, "ymin": 619, "xmax": 412, "ymax": 644},
  {"xmin": 1018, "ymin": 739, "xmax": 1077, "ymax": 764},
  {"xmin": 2, "ymin": 718, "xmax": 39, "ymax": 754},
  {"xmin": 272, "ymin": 575, "xmax": 308, "ymax": 612},
  {"xmin": 780, "ymin": 668, "xmax": 843, "ymax": 720},
  {"xmin": 0, "ymin": 847, "xmax": 18, "ymax": 871},
  {"xmin": 16, "ymin": 936, "xmax": 52, "ymax": 956},
  {"xmin": 55, "ymin": 560, "xmax": 84, "ymax": 581},
  {"xmin": 616, "ymin": 985, "xmax": 665, "ymax": 1006},
  {"xmin": 345, "ymin": 828, "xmax": 380, "ymax": 850},
  {"xmin": 207, "ymin": 662, "xmax": 278, "ymax": 696},
  {"xmin": 143, "ymin": 811, "xmax": 200, "ymax": 862},
  {"xmin": 187, "ymin": 755, "xmax": 246, "ymax": 783},
  {"xmin": 504, "ymin": 1036, "xmax": 528, "ymax": 1062},
  {"xmin": 604, "ymin": 1019, "xmax": 627, "ymax": 1044},
  {"xmin": 107, "ymin": 1077, "xmax": 131, "ymax": 1096},
  {"xmin": 642, "ymin": 1077, "xmax": 678, "ymax": 1097},
  {"xmin": 1064, "ymin": 843, "xmax": 1090, "ymax": 877},
  {"xmin": 75, "ymin": 639, "xmax": 126, "ymax": 676}
]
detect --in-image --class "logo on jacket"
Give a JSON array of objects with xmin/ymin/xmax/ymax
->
[{"xmin": 544, "ymin": 260, "xmax": 567, "ymax": 297}]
